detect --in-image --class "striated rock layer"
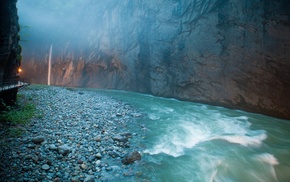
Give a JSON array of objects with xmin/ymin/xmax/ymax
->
[
  {"xmin": 0, "ymin": 0, "xmax": 21, "ymax": 107},
  {"xmin": 19, "ymin": 0, "xmax": 290, "ymax": 119}
]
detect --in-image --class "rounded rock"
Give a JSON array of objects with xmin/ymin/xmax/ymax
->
[
  {"xmin": 32, "ymin": 136, "xmax": 45, "ymax": 144},
  {"xmin": 42, "ymin": 164, "xmax": 50, "ymax": 171}
]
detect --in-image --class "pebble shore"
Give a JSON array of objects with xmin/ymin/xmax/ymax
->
[{"xmin": 0, "ymin": 85, "xmax": 146, "ymax": 182}]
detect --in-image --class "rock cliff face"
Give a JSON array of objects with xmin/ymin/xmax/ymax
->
[
  {"xmin": 19, "ymin": 0, "xmax": 290, "ymax": 119},
  {"xmin": 0, "ymin": 0, "xmax": 21, "ymax": 107}
]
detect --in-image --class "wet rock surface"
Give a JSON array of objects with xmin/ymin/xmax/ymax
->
[
  {"xmin": 31, "ymin": 136, "xmax": 45, "ymax": 144},
  {"xmin": 0, "ymin": 86, "xmax": 145, "ymax": 182},
  {"xmin": 19, "ymin": 0, "xmax": 290, "ymax": 119},
  {"xmin": 122, "ymin": 151, "xmax": 142, "ymax": 165}
]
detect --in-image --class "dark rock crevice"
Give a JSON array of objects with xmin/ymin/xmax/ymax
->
[{"xmin": 0, "ymin": 0, "xmax": 21, "ymax": 108}]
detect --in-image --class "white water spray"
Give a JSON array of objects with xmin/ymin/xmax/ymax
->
[{"xmin": 48, "ymin": 44, "xmax": 52, "ymax": 85}]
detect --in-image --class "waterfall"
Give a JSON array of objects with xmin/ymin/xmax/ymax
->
[{"xmin": 48, "ymin": 44, "xmax": 52, "ymax": 85}]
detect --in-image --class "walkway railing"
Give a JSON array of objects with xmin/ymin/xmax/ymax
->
[{"xmin": 0, "ymin": 79, "xmax": 29, "ymax": 92}]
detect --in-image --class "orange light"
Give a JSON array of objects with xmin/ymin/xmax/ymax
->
[{"xmin": 18, "ymin": 68, "xmax": 22, "ymax": 73}]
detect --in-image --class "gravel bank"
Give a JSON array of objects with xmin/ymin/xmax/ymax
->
[{"xmin": 0, "ymin": 85, "xmax": 146, "ymax": 182}]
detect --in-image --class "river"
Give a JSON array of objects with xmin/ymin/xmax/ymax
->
[{"xmin": 96, "ymin": 89, "xmax": 290, "ymax": 182}]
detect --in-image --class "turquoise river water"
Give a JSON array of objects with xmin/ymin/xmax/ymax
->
[{"xmin": 97, "ymin": 89, "xmax": 290, "ymax": 182}]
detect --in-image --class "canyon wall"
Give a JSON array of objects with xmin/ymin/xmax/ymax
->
[
  {"xmin": 19, "ymin": 0, "xmax": 290, "ymax": 119},
  {"xmin": 0, "ymin": 0, "xmax": 21, "ymax": 106}
]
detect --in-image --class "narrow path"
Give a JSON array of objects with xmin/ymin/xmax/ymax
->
[
  {"xmin": 0, "ymin": 81, "xmax": 29, "ymax": 91},
  {"xmin": 0, "ymin": 85, "xmax": 145, "ymax": 182}
]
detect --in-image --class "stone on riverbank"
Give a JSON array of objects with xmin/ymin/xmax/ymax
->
[
  {"xmin": 41, "ymin": 164, "xmax": 50, "ymax": 171},
  {"xmin": 112, "ymin": 135, "xmax": 128, "ymax": 143},
  {"xmin": 48, "ymin": 144, "xmax": 57, "ymax": 150},
  {"xmin": 58, "ymin": 144, "xmax": 72, "ymax": 156},
  {"xmin": 0, "ymin": 86, "xmax": 144, "ymax": 181},
  {"xmin": 31, "ymin": 136, "xmax": 45, "ymax": 144},
  {"xmin": 121, "ymin": 151, "xmax": 142, "ymax": 165},
  {"xmin": 84, "ymin": 175, "xmax": 95, "ymax": 182}
]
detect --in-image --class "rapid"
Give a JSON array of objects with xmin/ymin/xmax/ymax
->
[{"xmin": 99, "ymin": 89, "xmax": 290, "ymax": 182}]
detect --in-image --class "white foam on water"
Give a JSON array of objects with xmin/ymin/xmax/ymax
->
[
  {"xmin": 213, "ymin": 133, "xmax": 267, "ymax": 147},
  {"xmin": 164, "ymin": 107, "xmax": 174, "ymax": 113},
  {"xmin": 236, "ymin": 116, "xmax": 249, "ymax": 120},
  {"xmin": 209, "ymin": 169, "xmax": 218, "ymax": 182},
  {"xmin": 255, "ymin": 153, "xmax": 279, "ymax": 165},
  {"xmin": 197, "ymin": 156, "xmax": 224, "ymax": 182},
  {"xmin": 144, "ymin": 121, "xmax": 211, "ymax": 157},
  {"xmin": 145, "ymin": 109, "xmax": 267, "ymax": 157},
  {"xmin": 205, "ymin": 115, "xmax": 267, "ymax": 147},
  {"xmin": 253, "ymin": 153, "xmax": 279, "ymax": 181},
  {"xmin": 150, "ymin": 106, "xmax": 174, "ymax": 113},
  {"xmin": 211, "ymin": 115, "xmax": 251, "ymax": 134},
  {"xmin": 148, "ymin": 113, "xmax": 160, "ymax": 120},
  {"xmin": 208, "ymin": 160, "xmax": 223, "ymax": 182},
  {"xmin": 144, "ymin": 143, "xmax": 177, "ymax": 156}
]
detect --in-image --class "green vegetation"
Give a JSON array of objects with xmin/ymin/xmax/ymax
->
[
  {"xmin": 6, "ymin": 127, "xmax": 24, "ymax": 138},
  {"xmin": 19, "ymin": 25, "xmax": 30, "ymax": 43},
  {"xmin": 29, "ymin": 84, "xmax": 49, "ymax": 90},
  {"xmin": 0, "ymin": 93, "xmax": 39, "ymax": 138},
  {"xmin": 66, "ymin": 87, "xmax": 78, "ymax": 91},
  {"xmin": 0, "ymin": 102, "xmax": 36, "ymax": 124}
]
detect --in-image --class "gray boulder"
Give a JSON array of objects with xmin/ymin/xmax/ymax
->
[
  {"xmin": 58, "ymin": 144, "xmax": 72, "ymax": 156},
  {"xmin": 121, "ymin": 151, "xmax": 141, "ymax": 165},
  {"xmin": 31, "ymin": 136, "xmax": 45, "ymax": 144}
]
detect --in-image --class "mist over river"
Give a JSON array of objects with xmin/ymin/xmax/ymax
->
[{"xmin": 98, "ymin": 89, "xmax": 290, "ymax": 182}]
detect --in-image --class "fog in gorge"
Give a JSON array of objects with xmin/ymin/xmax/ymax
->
[
  {"xmin": 17, "ymin": 0, "xmax": 222, "ymax": 89},
  {"xmin": 18, "ymin": 0, "xmax": 126, "ymax": 87},
  {"xmin": 17, "ymin": 0, "xmax": 290, "ymax": 119},
  {"xmin": 18, "ymin": 0, "xmax": 108, "ymax": 52}
]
